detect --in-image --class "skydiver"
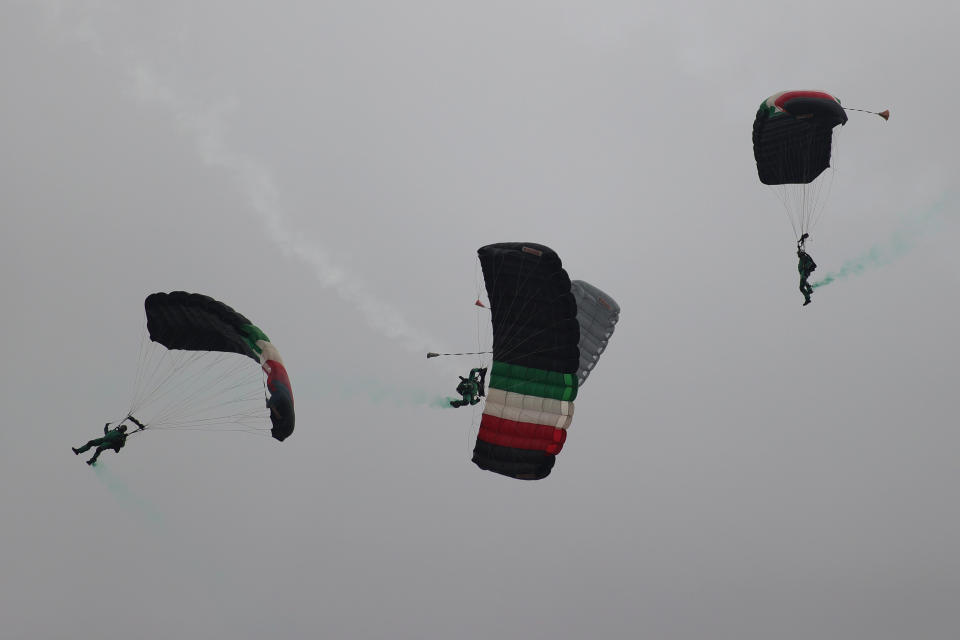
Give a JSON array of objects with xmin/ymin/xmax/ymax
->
[
  {"xmin": 798, "ymin": 245, "xmax": 817, "ymax": 306},
  {"xmin": 450, "ymin": 367, "xmax": 487, "ymax": 408},
  {"xmin": 72, "ymin": 423, "xmax": 129, "ymax": 465}
]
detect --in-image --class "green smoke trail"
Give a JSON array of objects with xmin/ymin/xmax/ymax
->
[
  {"xmin": 92, "ymin": 462, "xmax": 165, "ymax": 526},
  {"xmin": 812, "ymin": 197, "xmax": 953, "ymax": 289},
  {"xmin": 433, "ymin": 397, "xmax": 459, "ymax": 409},
  {"xmin": 307, "ymin": 371, "xmax": 459, "ymax": 409},
  {"xmin": 355, "ymin": 379, "xmax": 458, "ymax": 410}
]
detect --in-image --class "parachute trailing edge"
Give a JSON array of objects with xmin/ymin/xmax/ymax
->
[{"xmin": 571, "ymin": 280, "xmax": 620, "ymax": 387}]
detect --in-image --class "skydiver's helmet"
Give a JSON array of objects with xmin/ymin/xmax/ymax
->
[{"xmin": 118, "ymin": 425, "xmax": 128, "ymax": 433}]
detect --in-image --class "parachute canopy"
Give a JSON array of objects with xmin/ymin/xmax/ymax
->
[
  {"xmin": 753, "ymin": 90, "xmax": 847, "ymax": 238},
  {"xmin": 471, "ymin": 244, "xmax": 619, "ymax": 480},
  {"xmin": 753, "ymin": 90, "xmax": 847, "ymax": 186},
  {"xmin": 144, "ymin": 292, "xmax": 295, "ymax": 441},
  {"xmin": 571, "ymin": 280, "xmax": 621, "ymax": 387}
]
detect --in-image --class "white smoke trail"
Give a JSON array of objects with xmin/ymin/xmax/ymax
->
[
  {"xmin": 127, "ymin": 66, "xmax": 437, "ymax": 353},
  {"xmin": 34, "ymin": 2, "xmax": 437, "ymax": 354}
]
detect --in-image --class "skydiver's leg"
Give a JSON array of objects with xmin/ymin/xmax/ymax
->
[
  {"xmin": 450, "ymin": 392, "xmax": 473, "ymax": 407},
  {"xmin": 469, "ymin": 397, "xmax": 480, "ymax": 405},
  {"xmin": 87, "ymin": 445, "xmax": 108, "ymax": 465},
  {"xmin": 74, "ymin": 437, "xmax": 105, "ymax": 454}
]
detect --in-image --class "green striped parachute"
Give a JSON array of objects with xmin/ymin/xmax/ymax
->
[{"xmin": 469, "ymin": 243, "xmax": 620, "ymax": 480}]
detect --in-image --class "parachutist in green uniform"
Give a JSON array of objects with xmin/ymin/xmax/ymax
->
[
  {"xmin": 798, "ymin": 248, "xmax": 817, "ymax": 306},
  {"xmin": 450, "ymin": 367, "xmax": 487, "ymax": 408},
  {"xmin": 72, "ymin": 423, "xmax": 128, "ymax": 465}
]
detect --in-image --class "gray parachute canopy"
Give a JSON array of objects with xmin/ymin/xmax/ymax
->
[{"xmin": 571, "ymin": 280, "xmax": 620, "ymax": 386}]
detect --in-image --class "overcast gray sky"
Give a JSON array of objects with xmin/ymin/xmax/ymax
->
[{"xmin": 3, "ymin": 1, "xmax": 959, "ymax": 638}]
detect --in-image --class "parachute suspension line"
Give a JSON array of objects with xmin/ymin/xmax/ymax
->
[
  {"xmin": 798, "ymin": 131, "xmax": 817, "ymax": 235},
  {"xmin": 129, "ymin": 327, "xmax": 174, "ymax": 418},
  {"xmin": 130, "ymin": 350, "xmax": 210, "ymax": 420},
  {"xmin": 146, "ymin": 390, "xmax": 264, "ymax": 426},
  {"xmin": 129, "ymin": 345, "xmax": 206, "ymax": 416},
  {"xmin": 126, "ymin": 342, "xmax": 269, "ymax": 434},
  {"xmin": 127, "ymin": 328, "xmax": 150, "ymax": 418},
  {"xmin": 807, "ymin": 166, "xmax": 837, "ymax": 235},
  {"xmin": 808, "ymin": 134, "xmax": 834, "ymax": 234},
  {"xmin": 770, "ymin": 185, "xmax": 800, "ymax": 240},
  {"xmin": 143, "ymin": 424, "xmax": 271, "ymax": 437},
  {"xmin": 811, "ymin": 126, "xmax": 841, "ymax": 235},
  {"xmin": 145, "ymin": 354, "xmax": 262, "ymax": 428},
  {"xmin": 148, "ymin": 366, "xmax": 256, "ymax": 427}
]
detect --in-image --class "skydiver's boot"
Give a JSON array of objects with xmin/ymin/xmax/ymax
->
[
  {"xmin": 449, "ymin": 399, "xmax": 463, "ymax": 408},
  {"xmin": 73, "ymin": 441, "xmax": 93, "ymax": 455},
  {"xmin": 72, "ymin": 447, "xmax": 80, "ymax": 455},
  {"xmin": 87, "ymin": 446, "xmax": 105, "ymax": 465}
]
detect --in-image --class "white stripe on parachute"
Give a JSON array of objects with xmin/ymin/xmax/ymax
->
[{"xmin": 482, "ymin": 387, "xmax": 574, "ymax": 431}]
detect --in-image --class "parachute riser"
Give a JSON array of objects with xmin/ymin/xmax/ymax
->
[{"xmin": 108, "ymin": 414, "xmax": 148, "ymax": 436}]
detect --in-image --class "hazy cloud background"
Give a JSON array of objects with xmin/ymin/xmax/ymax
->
[{"xmin": 2, "ymin": 1, "xmax": 959, "ymax": 638}]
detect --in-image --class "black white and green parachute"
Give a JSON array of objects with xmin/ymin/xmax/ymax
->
[{"xmin": 470, "ymin": 243, "xmax": 620, "ymax": 480}]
